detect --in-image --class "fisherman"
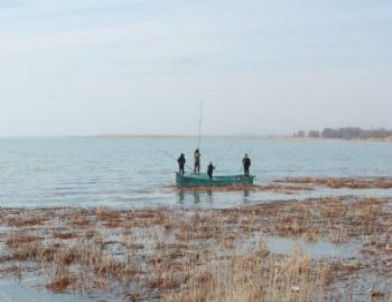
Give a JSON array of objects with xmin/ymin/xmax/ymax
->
[
  {"xmin": 242, "ymin": 153, "xmax": 251, "ymax": 176},
  {"xmin": 177, "ymin": 153, "xmax": 186, "ymax": 175},
  {"xmin": 193, "ymin": 148, "xmax": 201, "ymax": 174},
  {"xmin": 207, "ymin": 162, "xmax": 215, "ymax": 179}
]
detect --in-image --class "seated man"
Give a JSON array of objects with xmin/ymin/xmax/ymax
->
[{"xmin": 207, "ymin": 162, "xmax": 215, "ymax": 179}]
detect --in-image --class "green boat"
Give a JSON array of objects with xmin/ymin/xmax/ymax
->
[{"xmin": 176, "ymin": 172, "xmax": 254, "ymax": 187}]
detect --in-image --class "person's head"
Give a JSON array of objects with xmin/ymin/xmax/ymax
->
[
  {"xmin": 181, "ymin": 153, "xmax": 184, "ymax": 157},
  {"xmin": 209, "ymin": 162, "xmax": 213, "ymax": 165},
  {"xmin": 196, "ymin": 148, "xmax": 199, "ymax": 152},
  {"xmin": 245, "ymin": 153, "xmax": 248, "ymax": 158}
]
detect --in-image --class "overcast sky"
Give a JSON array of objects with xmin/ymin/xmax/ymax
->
[{"xmin": 0, "ymin": 0, "xmax": 391, "ymax": 136}]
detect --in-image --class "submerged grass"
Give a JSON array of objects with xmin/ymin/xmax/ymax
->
[
  {"xmin": 277, "ymin": 176, "xmax": 392, "ymax": 189},
  {"xmin": 0, "ymin": 193, "xmax": 391, "ymax": 301}
]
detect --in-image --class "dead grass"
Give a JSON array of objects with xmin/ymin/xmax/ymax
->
[
  {"xmin": 0, "ymin": 193, "xmax": 391, "ymax": 300},
  {"xmin": 7, "ymin": 215, "xmax": 46, "ymax": 227},
  {"xmin": 277, "ymin": 176, "xmax": 392, "ymax": 189},
  {"xmin": 6, "ymin": 232, "xmax": 43, "ymax": 246},
  {"xmin": 163, "ymin": 247, "xmax": 330, "ymax": 302},
  {"xmin": 46, "ymin": 275, "xmax": 73, "ymax": 292},
  {"xmin": 52, "ymin": 232, "xmax": 78, "ymax": 240}
]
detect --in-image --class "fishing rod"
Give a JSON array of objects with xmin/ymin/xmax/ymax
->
[
  {"xmin": 158, "ymin": 149, "xmax": 194, "ymax": 172},
  {"xmin": 238, "ymin": 142, "xmax": 257, "ymax": 174},
  {"xmin": 213, "ymin": 141, "xmax": 236, "ymax": 169},
  {"xmin": 197, "ymin": 101, "xmax": 203, "ymax": 149}
]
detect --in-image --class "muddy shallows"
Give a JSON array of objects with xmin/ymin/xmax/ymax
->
[{"xmin": 1, "ymin": 196, "xmax": 392, "ymax": 301}]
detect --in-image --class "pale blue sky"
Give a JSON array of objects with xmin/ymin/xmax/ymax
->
[{"xmin": 0, "ymin": 0, "xmax": 391, "ymax": 136}]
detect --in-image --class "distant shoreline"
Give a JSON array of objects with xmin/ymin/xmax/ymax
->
[
  {"xmin": 1, "ymin": 134, "xmax": 391, "ymax": 142},
  {"xmin": 86, "ymin": 134, "xmax": 392, "ymax": 142},
  {"xmin": 293, "ymin": 127, "xmax": 392, "ymax": 142},
  {"xmin": 85, "ymin": 134, "xmax": 294, "ymax": 139}
]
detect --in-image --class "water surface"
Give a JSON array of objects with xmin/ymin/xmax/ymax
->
[{"xmin": 1, "ymin": 137, "xmax": 391, "ymax": 207}]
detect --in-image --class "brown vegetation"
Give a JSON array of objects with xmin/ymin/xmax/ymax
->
[
  {"xmin": 276, "ymin": 176, "xmax": 392, "ymax": 189},
  {"xmin": 0, "ymin": 194, "xmax": 391, "ymax": 300}
]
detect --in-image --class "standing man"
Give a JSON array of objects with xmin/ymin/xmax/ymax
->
[
  {"xmin": 177, "ymin": 153, "xmax": 186, "ymax": 175},
  {"xmin": 242, "ymin": 154, "xmax": 251, "ymax": 176},
  {"xmin": 207, "ymin": 162, "xmax": 215, "ymax": 179},
  {"xmin": 194, "ymin": 148, "xmax": 201, "ymax": 174}
]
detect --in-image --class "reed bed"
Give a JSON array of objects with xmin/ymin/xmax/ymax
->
[
  {"xmin": 276, "ymin": 176, "xmax": 392, "ymax": 189},
  {"xmin": 0, "ymin": 195, "xmax": 391, "ymax": 301},
  {"xmin": 168, "ymin": 176, "xmax": 392, "ymax": 194}
]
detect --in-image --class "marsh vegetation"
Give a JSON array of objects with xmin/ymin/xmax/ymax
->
[{"xmin": 1, "ymin": 180, "xmax": 392, "ymax": 301}]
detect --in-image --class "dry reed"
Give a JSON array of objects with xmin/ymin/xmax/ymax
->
[{"xmin": 0, "ymin": 193, "xmax": 391, "ymax": 300}]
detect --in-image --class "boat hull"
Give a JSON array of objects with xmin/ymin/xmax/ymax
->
[{"xmin": 176, "ymin": 172, "xmax": 254, "ymax": 187}]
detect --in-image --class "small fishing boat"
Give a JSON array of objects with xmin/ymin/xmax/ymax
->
[
  {"xmin": 176, "ymin": 172, "xmax": 254, "ymax": 187},
  {"xmin": 175, "ymin": 102, "xmax": 255, "ymax": 187}
]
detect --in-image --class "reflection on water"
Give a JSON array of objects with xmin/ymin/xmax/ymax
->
[
  {"xmin": 243, "ymin": 189, "xmax": 250, "ymax": 200},
  {"xmin": 177, "ymin": 189, "xmax": 253, "ymax": 205},
  {"xmin": 177, "ymin": 190, "xmax": 211, "ymax": 205}
]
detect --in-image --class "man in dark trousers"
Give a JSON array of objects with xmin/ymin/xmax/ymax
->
[
  {"xmin": 177, "ymin": 153, "xmax": 186, "ymax": 175},
  {"xmin": 193, "ymin": 148, "xmax": 201, "ymax": 174},
  {"xmin": 207, "ymin": 162, "xmax": 215, "ymax": 179},
  {"xmin": 242, "ymin": 153, "xmax": 251, "ymax": 176}
]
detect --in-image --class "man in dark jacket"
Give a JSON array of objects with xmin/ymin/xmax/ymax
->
[
  {"xmin": 207, "ymin": 162, "xmax": 215, "ymax": 179},
  {"xmin": 193, "ymin": 149, "xmax": 201, "ymax": 174},
  {"xmin": 242, "ymin": 154, "xmax": 251, "ymax": 176},
  {"xmin": 177, "ymin": 153, "xmax": 186, "ymax": 175}
]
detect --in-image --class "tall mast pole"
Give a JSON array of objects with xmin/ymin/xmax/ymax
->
[{"xmin": 198, "ymin": 101, "xmax": 203, "ymax": 148}]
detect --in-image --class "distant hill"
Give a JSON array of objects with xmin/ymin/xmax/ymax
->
[{"xmin": 293, "ymin": 128, "xmax": 392, "ymax": 140}]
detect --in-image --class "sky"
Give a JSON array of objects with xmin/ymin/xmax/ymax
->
[{"xmin": 0, "ymin": 0, "xmax": 391, "ymax": 136}]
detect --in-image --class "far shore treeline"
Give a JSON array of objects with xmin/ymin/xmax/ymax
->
[{"xmin": 293, "ymin": 128, "xmax": 392, "ymax": 140}]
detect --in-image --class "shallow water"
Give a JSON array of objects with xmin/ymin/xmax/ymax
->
[
  {"xmin": 1, "ymin": 137, "xmax": 392, "ymax": 207},
  {"xmin": 0, "ymin": 278, "xmax": 94, "ymax": 302},
  {"xmin": 265, "ymin": 236, "xmax": 359, "ymax": 259}
]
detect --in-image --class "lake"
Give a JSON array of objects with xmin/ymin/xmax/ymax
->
[{"xmin": 1, "ymin": 137, "xmax": 392, "ymax": 208}]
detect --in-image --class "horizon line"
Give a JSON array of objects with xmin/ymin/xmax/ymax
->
[{"xmin": 0, "ymin": 133, "xmax": 292, "ymax": 139}]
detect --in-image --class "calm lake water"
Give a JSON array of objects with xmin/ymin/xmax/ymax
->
[{"xmin": 1, "ymin": 137, "xmax": 392, "ymax": 208}]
